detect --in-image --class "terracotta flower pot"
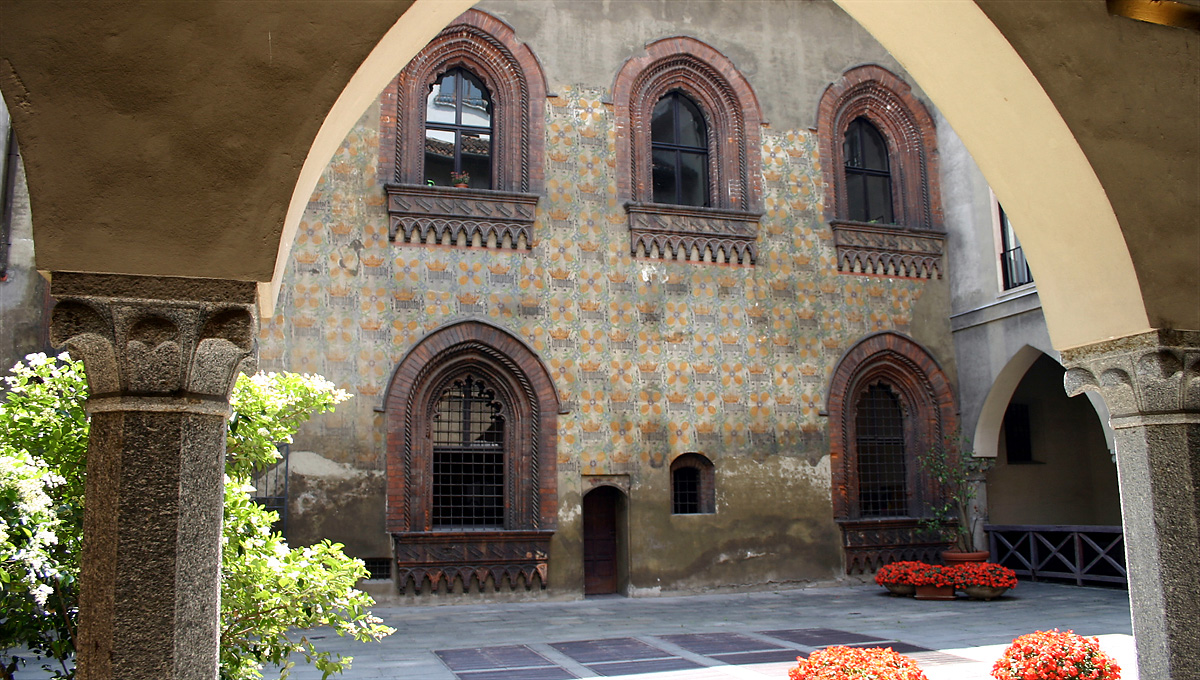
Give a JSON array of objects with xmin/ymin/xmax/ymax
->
[
  {"xmin": 883, "ymin": 583, "xmax": 916, "ymax": 597},
  {"xmin": 942, "ymin": 550, "xmax": 989, "ymax": 564},
  {"xmin": 914, "ymin": 585, "xmax": 956, "ymax": 600},
  {"xmin": 961, "ymin": 585, "xmax": 1008, "ymax": 600}
]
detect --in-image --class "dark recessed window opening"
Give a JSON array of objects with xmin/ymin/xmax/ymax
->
[
  {"xmin": 856, "ymin": 384, "xmax": 907, "ymax": 517},
  {"xmin": 1004, "ymin": 403, "xmax": 1035, "ymax": 464},
  {"xmin": 362, "ymin": 558, "xmax": 393, "ymax": 580},
  {"xmin": 425, "ymin": 68, "xmax": 493, "ymax": 189},
  {"xmin": 650, "ymin": 91, "xmax": 709, "ymax": 207},
  {"xmin": 672, "ymin": 466, "xmax": 701, "ymax": 514},
  {"xmin": 999, "ymin": 204, "xmax": 1033, "ymax": 289},
  {"xmin": 432, "ymin": 374, "xmax": 505, "ymax": 528},
  {"xmin": 843, "ymin": 118, "xmax": 894, "ymax": 224}
]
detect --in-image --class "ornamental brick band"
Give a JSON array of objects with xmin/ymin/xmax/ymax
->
[
  {"xmin": 386, "ymin": 184, "xmax": 539, "ymax": 250},
  {"xmin": 392, "ymin": 530, "xmax": 553, "ymax": 594},
  {"xmin": 831, "ymin": 221, "xmax": 944, "ymax": 279},
  {"xmin": 627, "ymin": 202, "xmax": 761, "ymax": 264}
]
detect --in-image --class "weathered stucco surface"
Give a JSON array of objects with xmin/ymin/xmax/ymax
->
[{"xmin": 265, "ymin": 0, "xmax": 952, "ymax": 597}]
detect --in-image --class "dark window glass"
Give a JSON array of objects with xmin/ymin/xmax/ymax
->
[
  {"xmin": 424, "ymin": 69, "xmax": 493, "ymax": 189},
  {"xmin": 1004, "ymin": 403, "xmax": 1034, "ymax": 464},
  {"xmin": 672, "ymin": 467, "xmax": 701, "ymax": 514},
  {"xmin": 844, "ymin": 118, "xmax": 894, "ymax": 223},
  {"xmin": 999, "ymin": 205, "xmax": 1033, "ymax": 289},
  {"xmin": 432, "ymin": 374, "xmax": 505, "ymax": 528},
  {"xmin": 650, "ymin": 92, "xmax": 709, "ymax": 207},
  {"xmin": 856, "ymin": 384, "xmax": 907, "ymax": 517}
]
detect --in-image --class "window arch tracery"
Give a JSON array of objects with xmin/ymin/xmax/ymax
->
[
  {"xmin": 384, "ymin": 321, "xmax": 559, "ymax": 593},
  {"xmin": 380, "ymin": 10, "xmax": 546, "ymax": 251},
  {"xmin": 817, "ymin": 65, "xmax": 944, "ymax": 278},
  {"xmin": 826, "ymin": 332, "xmax": 957, "ymax": 573},
  {"xmin": 613, "ymin": 36, "xmax": 763, "ymax": 265}
]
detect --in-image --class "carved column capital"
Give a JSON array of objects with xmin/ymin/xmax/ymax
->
[
  {"xmin": 49, "ymin": 273, "xmax": 257, "ymax": 414},
  {"xmin": 1061, "ymin": 329, "xmax": 1200, "ymax": 428}
]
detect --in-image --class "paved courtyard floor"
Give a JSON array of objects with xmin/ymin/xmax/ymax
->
[
  {"xmin": 8, "ymin": 581, "xmax": 1135, "ymax": 679},
  {"xmin": 272, "ymin": 581, "xmax": 1135, "ymax": 680}
]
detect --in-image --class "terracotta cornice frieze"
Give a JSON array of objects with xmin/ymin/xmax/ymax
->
[
  {"xmin": 386, "ymin": 184, "xmax": 539, "ymax": 250},
  {"xmin": 392, "ymin": 530, "xmax": 553, "ymax": 593},
  {"xmin": 830, "ymin": 220, "xmax": 944, "ymax": 279},
  {"xmin": 626, "ymin": 202, "xmax": 760, "ymax": 264}
]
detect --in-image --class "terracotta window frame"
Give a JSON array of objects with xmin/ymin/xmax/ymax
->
[
  {"xmin": 379, "ymin": 10, "xmax": 546, "ymax": 251},
  {"xmin": 825, "ymin": 332, "xmax": 958, "ymax": 573},
  {"xmin": 670, "ymin": 452, "xmax": 716, "ymax": 515},
  {"xmin": 613, "ymin": 37, "xmax": 764, "ymax": 265},
  {"xmin": 383, "ymin": 321, "xmax": 560, "ymax": 593},
  {"xmin": 817, "ymin": 65, "xmax": 945, "ymax": 279}
]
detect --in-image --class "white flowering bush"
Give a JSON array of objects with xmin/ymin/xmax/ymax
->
[{"xmin": 0, "ymin": 355, "xmax": 393, "ymax": 679}]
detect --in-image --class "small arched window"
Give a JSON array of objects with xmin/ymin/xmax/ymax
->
[
  {"xmin": 651, "ymin": 92, "xmax": 709, "ymax": 207},
  {"xmin": 855, "ymin": 383, "xmax": 907, "ymax": 517},
  {"xmin": 424, "ymin": 68, "xmax": 493, "ymax": 189},
  {"xmin": 670, "ymin": 453, "xmax": 715, "ymax": 514},
  {"xmin": 843, "ymin": 118, "xmax": 893, "ymax": 224}
]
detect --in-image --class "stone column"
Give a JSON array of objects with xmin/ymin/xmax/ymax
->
[
  {"xmin": 1061, "ymin": 330, "xmax": 1199, "ymax": 680},
  {"xmin": 49, "ymin": 273, "xmax": 257, "ymax": 680}
]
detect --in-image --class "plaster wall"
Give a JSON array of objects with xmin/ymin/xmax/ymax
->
[{"xmin": 258, "ymin": 0, "xmax": 960, "ymax": 595}]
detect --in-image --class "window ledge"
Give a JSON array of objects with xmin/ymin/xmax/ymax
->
[
  {"xmin": 830, "ymin": 220, "xmax": 945, "ymax": 279},
  {"xmin": 386, "ymin": 183, "xmax": 539, "ymax": 250},
  {"xmin": 626, "ymin": 202, "xmax": 761, "ymax": 265},
  {"xmin": 391, "ymin": 530, "xmax": 553, "ymax": 593}
]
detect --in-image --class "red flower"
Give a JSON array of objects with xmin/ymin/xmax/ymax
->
[
  {"xmin": 874, "ymin": 561, "xmax": 927, "ymax": 586},
  {"xmin": 908, "ymin": 563, "xmax": 960, "ymax": 588},
  {"xmin": 955, "ymin": 562, "xmax": 1018, "ymax": 589},
  {"xmin": 992, "ymin": 629, "xmax": 1121, "ymax": 680},
  {"xmin": 790, "ymin": 646, "xmax": 929, "ymax": 680}
]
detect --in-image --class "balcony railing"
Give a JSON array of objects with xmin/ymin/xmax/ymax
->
[{"xmin": 985, "ymin": 524, "xmax": 1126, "ymax": 587}]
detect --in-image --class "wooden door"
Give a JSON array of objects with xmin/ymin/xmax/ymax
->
[{"xmin": 583, "ymin": 486, "xmax": 620, "ymax": 594}]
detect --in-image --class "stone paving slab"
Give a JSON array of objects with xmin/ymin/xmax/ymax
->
[{"xmin": 8, "ymin": 582, "xmax": 1137, "ymax": 679}]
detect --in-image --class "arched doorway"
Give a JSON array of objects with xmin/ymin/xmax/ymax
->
[{"xmin": 582, "ymin": 486, "xmax": 627, "ymax": 595}]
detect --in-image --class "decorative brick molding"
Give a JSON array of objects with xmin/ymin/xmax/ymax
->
[
  {"xmin": 392, "ymin": 530, "xmax": 553, "ymax": 593},
  {"xmin": 825, "ymin": 332, "xmax": 957, "ymax": 573},
  {"xmin": 627, "ymin": 202, "xmax": 760, "ymax": 264},
  {"xmin": 818, "ymin": 65, "xmax": 944, "ymax": 278},
  {"xmin": 839, "ymin": 518, "xmax": 949, "ymax": 574},
  {"xmin": 386, "ymin": 184, "xmax": 538, "ymax": 250},
  {"xmin": 831, "ymin": 221, "xmax": 944, "ymax": 279},
  {"xmin": 613, "ymin": 37, "xmax": 763, "ymax": 263},
  {"xmin": 380, "ymin": 10, "xmax": 546, "ymax": 192},
  {"xmin": 383, "ymin": 321, "xmax": 559, "ymax": 590}
]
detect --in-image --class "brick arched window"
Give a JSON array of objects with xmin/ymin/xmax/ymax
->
[
  {"xmin": 670, "ymin": 452, "xmax": 715, "ymax": 514},
  {"xmin": 381, "ymin": 10, "xmax": 546, "ymax": 250},
  {"xmin": 826, "ymin": 332, "xmax": 957, "ymax": 573},
  {"xmin": 384, "ymin": 320, "xmax": 559, "ymax": 593},
  {"xmin": 613, "ymin": 36, "xmax": 763, "ymax": 265},
  {"xmin": 817, "ymin": 65, "xmax": 944, "ymax": 278}
]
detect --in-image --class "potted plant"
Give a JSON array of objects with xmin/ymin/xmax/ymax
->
[
  {"xmin": 954, "ymin": 562, "xmax": 1017, "ymax": 600},
  {"xmin": 874, "ymin": 561, "xmax": 925, "ymax": 597},
  {"xmin": 992, "ymin": 630, "xmax": 1121, "ymax": 680},
  {"xmin": 450, "ymin": 170, "xmax": 470, "ymax": 188},
  {"xmin": 909, "ymin": 562, "xmax": 959, "ymax": 600},
  {"xmin": 790, "ymin": 645, "xmax": 929, "ymax": 680},
  {"xmin": 918, "ymin": 432, "xmax": 993, "ymax": 561}
]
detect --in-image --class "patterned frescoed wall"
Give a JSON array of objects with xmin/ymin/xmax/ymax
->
[{"xmin": 258, "ymin": 5, "xmax": 952, "ymax": 596}]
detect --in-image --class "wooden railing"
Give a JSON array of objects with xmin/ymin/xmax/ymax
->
[{"xmin": 985, "ymin": 524, "xmax": 1126, "ymax": 587}]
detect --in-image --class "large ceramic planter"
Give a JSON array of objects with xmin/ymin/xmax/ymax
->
[
  {"xmin": 961, "ymin": 585, "xmax": 1008, "ymax": 601},
  {"xmin": 913, "ymin": 585, "xmax": 956, "ymax": 600},
  {"xmin": 942, "ymin": 550, "xmax": 989, "ymax": 564},
  {"xmin": 883, "ymin": 583, "xmax": 916, "ymax": 597}
]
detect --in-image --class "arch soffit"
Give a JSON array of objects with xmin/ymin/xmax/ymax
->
[{"xmin": 972, "ymin": 344, "xmax": 1045, "ymax": 459}]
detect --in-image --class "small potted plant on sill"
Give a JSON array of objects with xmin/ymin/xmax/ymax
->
[
  {"xmin": 918, "ymin": 432, "xmax": 993, "ymax": 562},
  {"xmin": 910, "ymin": 562, "xmax": 959, "ymax": 600},
  {"xmin": 954, "ymin": 561, "xmax": 1017, "ymax": 600},
  {"xmin": 450, "ymin": 171, "xmax": 470, "ymax": 188},
  {"xmin": 874, "ymin": 561, "xmax": 925, "ymax": 597},
  {"xmin": 992, "ymin": 629, "xmax": 1121, "ymax": 680},
  {"xmin": 790, "ymin": 645, "xmax": 929, "ymax": 680}
]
